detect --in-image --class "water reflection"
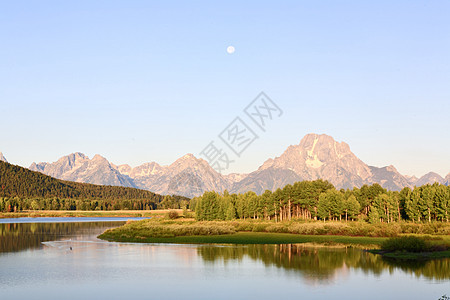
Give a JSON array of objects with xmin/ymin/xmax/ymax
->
[
  {"xmin": 197, "ymin": 244, "xmax": 450, "ymax": 281},
  {"xmin": 0, "ymin": 221, "xmax": 123, "ymax": 253},
  {"xmin": 1, "ymin": 220, "xmax": 448, "ymax": 285}
]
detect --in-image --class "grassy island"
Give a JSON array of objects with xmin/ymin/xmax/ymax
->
[
  {"xmin": 368, "ymin": 236, "xmax": 450, "ymax": 260},
  {"xmin": 98, "ymin": 218, "xmax": 450, "ymax": 257}
]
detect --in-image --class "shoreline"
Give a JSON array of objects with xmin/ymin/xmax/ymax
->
[
  {"xmin": 97, "ymin": 219, "xmax": 450, "ymax": 258},
  {"xmin": 367, "ymin": 249, "xmax": 450, "ymax": 260},
  {"xmin": 99, "ymin": 230, "xmax": 387, "ymax": 247},
  {"xmin": 0, "ymin": 209, "xmax": 182, "ymax": 219}
]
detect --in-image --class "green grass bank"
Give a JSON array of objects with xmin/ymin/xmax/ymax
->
[{"xmin": 98, "ymin": 219, "xmax": 450, "ymax": 252}]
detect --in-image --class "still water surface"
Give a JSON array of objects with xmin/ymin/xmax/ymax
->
[{"xmin": 0, "ymin": 219, "xmax": 448, "ymax": 300}]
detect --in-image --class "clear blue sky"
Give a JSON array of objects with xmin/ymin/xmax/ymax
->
[{"xmin": 1, "ymin": 0, "xmax": 449, "ymax": 177}]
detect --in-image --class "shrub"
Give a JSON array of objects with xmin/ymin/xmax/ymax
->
[
  {"xmin": 381, "ymin": 236, "xmax": 428, "ymax": 252},
  {"xmin": 230, "ymin": 221, "xmax": 255, "ymax": 232},
  {"xmin": 265, "ymin": 224, "xmax": 288, "ymax": 233},
  {"xmin": 252, "ymin": 223, "xmax": 270, "ymax": 232},
  {"xmin": 182, "ymin": 209, "xmax": 195, "ymax": 218},
  {"xmin": 127, "ymin": 222, "xmax": 237, "ymax": 238},
  {"xmin": 167, "ymin": 210, "xmax": 179, "ymax": 219}
]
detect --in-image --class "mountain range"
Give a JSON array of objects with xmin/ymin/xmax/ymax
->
[
  {"xmin": 0, "ymin": 159, "xmax": 164, "ymax": 202},
  {"xmin": 7, "ymin": 133, "xmax": 448, "ymax": 198}
]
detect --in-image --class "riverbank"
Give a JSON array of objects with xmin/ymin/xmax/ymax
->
[
  {"xmin": 97, "ymin": 219, "xmax": 450, "ymax": 251},
  {"xmin": 99, "ymin": 230, "xmax": 386, "ymax": 246},
  {"xmin": 368, "ymin": 249, "xmax": 450, "ymax": 260},
  {"xmin": 0, "ymin": 209, "xmax": 182, "ymax": 219},
  {"xmin": 367, "ymin": 236, "xmax": 450, "ymax": 260}
]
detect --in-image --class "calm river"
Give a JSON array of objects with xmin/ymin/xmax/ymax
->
[{"xmin": 0, "ymin": 218, "xmax": 448, "ymax": 300}]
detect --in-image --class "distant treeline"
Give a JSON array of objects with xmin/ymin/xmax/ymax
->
[
  {"xmin": 0, "ymin": 161, "xmax": 188, "ymax": 212},
  {"xmin": 191, "ymin": 180, "xmax": 449, "ymax": 223}
]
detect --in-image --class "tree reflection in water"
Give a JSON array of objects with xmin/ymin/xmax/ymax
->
[
  {"xmin": 197, "ymin": 244, "xmax": 450, "ymax": 282},
  {"xmin": 1, "ymin": 222, "xmax": 448, "ymax": 282},
  {"xmin": 0, "ymin": 221, "xmax": 123, "ymax": 253}
]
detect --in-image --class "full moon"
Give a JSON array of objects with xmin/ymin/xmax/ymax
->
[{"xmin": 226, "ymin": 46, "xmax": 235, "ymax": 54}]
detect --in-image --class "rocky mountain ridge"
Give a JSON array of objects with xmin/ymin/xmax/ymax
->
[
  {"xmin": 29, "ymin": 152, "xmax": 135, "ymax": 188},
  {"xmin": 20, "ymin": 134, "xmax": 450, "ymax": 197}
]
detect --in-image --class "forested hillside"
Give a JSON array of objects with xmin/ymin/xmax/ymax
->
[{"xmin": 0, "ymin": 161, "xmax": 188, "ymax": 212}]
